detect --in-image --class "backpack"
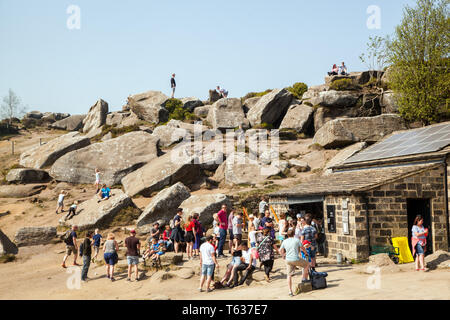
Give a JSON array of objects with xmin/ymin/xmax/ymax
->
[
  {"xmin": 309, "ymin": 269, "xmax": 328, "ymax": 290},
  {"xmin": 62, "ymin": 230, "xmax": 72, "ymax": 244}
]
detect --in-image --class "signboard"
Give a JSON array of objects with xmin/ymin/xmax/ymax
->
[
  {"xmin": 342, "ymin": 209, "xmax": 349, "ymax": 235},
  {"xmin": 326, "ymin": 205, "xmax": 336, "ymax": 233}
]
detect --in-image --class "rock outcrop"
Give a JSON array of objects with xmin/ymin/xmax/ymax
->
[
  {"xmin": 279, "ymin": 103, "xmax": 314, "ymax": 133},
  {"xmin": 0, "ymin": 184, "xmax": 46, "ymax": 198},
  {"xmin": 380, "ymin": 90, "xmax": 399, "ymax": 114},
  {"xmin": 152, "ymin": 124, "xmax": 190, "ymax": 148},
  {"xmin": 126, "ymin": 91, "xmax": 169, "ymax": 124},
  {"xmin": 82, "ymin": 99, "xmax": 108, "ymax": 136},
  {"xmin": 106, "ymin": 111, "xmax": 140, "ymax": 128},
  {"xmin": 19, "ymin": 132, "xmax": 91, "ymax": 169},
  {"xmin": 136, "ymin": 182, "xmax": 191, "ymax": 234},
  {"xmin": 181, "ymin": 97, "xmax": 203, "ymax": 112},
  {"xmin": 6, "ymin": 168, "xmax": 50, "ymax": 183},
  {"xmin": 50, "ymin": 115, "xmax": 86, "ymax": 131},
  {"xmin": 50, "ymin": 131, "xmax": 159, "ymax": 185},
  {"xmin": 194, "ymin": 105, "xmax": 211, "ymax": 118},
  {"xmin": 312, "ymin": 114, "xmax": 406, "ymax": 148},
  {"xmin": 206, "ymin": 98, "xmax": 246, "ymax": 130},
  {"xmin": 179, "ymin": 193, "xmax": 232, "ymax": 226},
  {"xmin": 61, "ymin": 190, "xmax": 138, "ymax": 231},
  {"xmin": 247, "ymin": 88, "xmax": 293, "ymax": 127},
  {"xmin": 14, "ymin": 226, "xmax": 57, "ymax": 247},
  {"xmin": 0, "ymin": 229, "xmax": 18, "ymax": 255}
]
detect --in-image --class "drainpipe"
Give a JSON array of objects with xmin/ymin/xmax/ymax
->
[
  {"xmin": 364, "ymin": 196, "xmax": 371, "ymax": 256},
  {"xmin": 444, "ymin": 157, "xmax": 450, "ymax": 250}
]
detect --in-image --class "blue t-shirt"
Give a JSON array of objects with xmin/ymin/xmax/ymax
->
[
  {"xmin": 66, "ymin": 231, "xmax": 77, "ymax": 246},
  {"xmin": 301, "ymin": 225, "xmax": 317, "ymax": 246},
  {"xmin": 280, "ymin": 237, "xmax": 303, "ymax": 262},
  {"xmin": 92, "ymin": 233, "xmax": 102, "ymax": 247},
  {"xmin": 101, "ymin": 188, "xmax": 111, "ymax": 198}
]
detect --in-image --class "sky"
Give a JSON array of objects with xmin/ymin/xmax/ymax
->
[{"xmin": 0, "ymin": 0, "xmax": 417, "ymax": 116}]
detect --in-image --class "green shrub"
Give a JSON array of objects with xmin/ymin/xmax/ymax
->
[
  {"xmin": 329, "ymin": 78, "xmax": 360, "ymax": 91},
  {"xmin": 164, "ymin": 98, "xmax": 197, "ymax": 122},
  {"xmin": 241, "ymin": 89, "xmax": 273, "ymax": 102},
  {"xmin": 287, "ymin": 82, "xmax": 308, "ymax": 99}
]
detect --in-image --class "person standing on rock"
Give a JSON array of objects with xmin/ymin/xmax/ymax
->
[
  {"xmin": 125, "ymin": 229, "xmax": 141, "ymax": 282},
  {"xmin": 81, "ymin": 230, "xmax": 93, "ymax": 282},
  {"xmin": 170, "ymin": 74, "xmax": 176, "ymax": 98},
  {"xmin": 94, "ymin": 168, "xmax": 101, "ymax": 194},
  {"xmin": 217, "ymin": 204, "xmax": 229, "ymax": 258},
  {"xmin": 92, "ymin": 228, "xmax": 102, "ymax": 263},
  {"xmin": 56, "ymin": 190, "xmax": 67, "ymax": 214},
  {"xmin": 198, "ymin": 235, "xmax": 219, "ymax": 293},
  {"xmin": 103, "ymin": 233, "xmax": 119, "ymax": 281},
  {"xmin": 62, "ymin": 225, "xmax": 79, "ymax": 268},
  {"xmin": 280, "ymin": 229, "xmax": 310, "ymax": 297},
  {"xmin": 171, "ymin": 208, "xmax": 184, "ymax": 253}
]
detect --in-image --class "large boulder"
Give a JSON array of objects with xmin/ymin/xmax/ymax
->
[
  {"xmin": 246, "ymin": 88, "xmax": 293, "ymax": 127},
  {"xmin": 126, "ymin": 91, "xmax": 169, "ymax": 124},
  {"xmin": 212, "ymin": 153, "xmax": 282, "ymax": 186},
  {"xmin": 152, "ymin": 124, "xmax": 190, "ymax": 148},
  {"xmin": 41, "ymin": 112, "xmax": 70, "ymax": 124},
  {"xmin": 194, "ymin": 105, "xmax": 212, "ymax": 118},
  {"xmin": 324, "ymin": 142, "xmax": 368, "ymax": 174},
  {"xmin": 312, "ymin": 114, "xmax": 407, "ymax": 148},
  {"xmin": 0, "ymin": 184, "xmax": 46, "ymax": 198},
  {"xmin": 301, "ymin": 85, "xmax": 328, "ymax": 107},
  {"xmin": 50, "ymin": 115, "xmax": 86, "ymax": 131},
  {"xmin": 208, "ymin": 90, "xmax": 221, "ymax": 104},
  {"xmin": 136, "ymin": 182, "xmax": 191, "ymax": 234},
  {"xmin": 181, "ymin": 97, "xmax": 203, "ymax": 112},
  {"xmin": 24, "ymin": 111, "xmax": 43, "ymax": 120},
  {"xmin": 0, "ymin": 229, "xmax": 18, "ymax": 255},
  {"xmin": 82, "ymin": 99, "xmax": 108, "ymax": 136},
  {"xmin": 106, "ymin": 111, "xmax": 141, "ymax": 128},
  {"xmin": 6, "ymin": 168, "xmax": 50, "ymax": 183},
  {"xmin": 380, "ymin": 90, "xmax": 399, "ymax": 114},
  {"xmin": 243, "ymin": 97, "xmax": 262, "ymax": 112},
  {"xmin": 318, "ymin": 90, "xmax": 360, "ymax": 108},
  {"xmin": 206, "ymin": 98, "xmax": 246, "ymax": 130},
  {"xmin": 279, "ymin": 103, "xmax": 314, "ymax": 133},
  {"xmin": 179, "ymin": 194, "xmax": 232, "ymax": 226},
  {"xmin": 121, "ymin": 146, "xmax": 200, "ymax": 197},
  {"xmin": 14, "ymin": 226, "xmax": 57, "ymax": 247},
  {"xmin": 50, "ymin": 131, "xmax": 159, "ymax": 185},
  {"xmin": 20, "ymin": 132, "xmax": 90, "ymax": 169},
  {"xmin": 61, "ymin": 190, "xmax": 138, "ymax": 231}
]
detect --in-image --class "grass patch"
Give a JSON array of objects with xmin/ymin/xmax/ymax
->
[
  {"xmin": 91, "ymin": 124, "xmax": 141, "ymax": 142},
  {"xmin": 0, "ymin": 254, "xmax": 16, "ymax": 263},
  {"xmin": 329, "ymin": 78, "xmax": 361, "ymax": 91},
  {"xmin": 109, "ymin": 206, "xmax": 142, "ymax": 227},
  {"xmin": 253, "ymin": 123, "xmax": 273, "ymax": 130},
  {"xmin": 241, "ymin": 89, "xmax": 273, "ymax": 102},
  {"xmin": 308, "ymin": 143, "xmax": 323, "ymax": 151}
]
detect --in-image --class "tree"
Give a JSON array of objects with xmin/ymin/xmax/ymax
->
[
  {"xmin": 386, "ymin": 0, "xmax": 449, "ymax": 125},
  {"xmin": 1, "ymin": 89, "xmax": 26, "ymax": 126},
  {"xmin": 359, "ymin": 35, "xmax": 388, "ymax": 84}
]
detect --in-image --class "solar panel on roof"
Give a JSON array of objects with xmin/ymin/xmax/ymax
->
[{"xmin": 344, "ymin": 122, "xmax": 450, "ymax": 164}]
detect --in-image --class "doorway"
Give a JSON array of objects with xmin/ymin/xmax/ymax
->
[{"xmin": 407, "ymin": 199, "xmax": 433, "ymax": 255}]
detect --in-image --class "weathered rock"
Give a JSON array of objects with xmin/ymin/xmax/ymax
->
[
  {"xmin": 180, "ymin": 194, "xmax": 232, "ymax": 226},
  {"xmin": 50, "ymin": 132, "xmax": 159, "ymax": 185},
  {"xmin": 6, "ymin": 168, "xmax": 50, "ymax": 183},
  {"xmin": 206, "ymin": 98, "xmax": 246, "ymax": 130},
  {"xmin": 194, "ymin": 105, "xmax": 212, "ymax": 118},
  {"xmin": 14, "ymin": 226, "xmax": 57, "ymax": 247},
  {"xmin": 279, "ymin": 103, "xmax": 314, "ymax": 133},
  {"xmin": 313, "ymin": 114, "xmax": 406, "ymax": 148},
  {"xmin": 136, "ymin": 182, "xmax": 191, "ymax": 234},
  {"xmin": 61, "ymin": 190, "xmax": 138, "ymax": 231},
  {"xmin": 181, "ymin": 97, "xmax": 203, "ymax": 112},
  {"xmin": 353, "ymin": 71, "xmax": 384, "ymax": 85},
  {"xmin": 288, "ymin": 159, "xmax": 310, "ymax": 172},
  {"xmin": 243, "ymin": 97, "xmax": 262, "ymax": 112},
  {"xmin": 324, "ymin": 142, "xmax": 367, "ymax": 174},
  {"xmin": 318, "ymin": 90, "xmax": 360, "ymax": 108},
  {"xmin": 212, "ymin": 153, "xmax": 282, "ymax": 186},
  {"xmin": 247, "ymin": 88, "xmax": 293, "ymax": 127},
  {"xmin": 314, "ymin": 106, "xmax": 361, "ymax": 132},
  {"xmin": 380, "ymin": 90, "xmax": 399, "ymax": 114},
  {"xmin": 425, "ymin": 250, "xmax": 450, "ymax": 270},
  {"xmin": 301, "ymin": 85, "xmax": 328, "ymax": 106},
  {"xmin": 173, "ymin": 267, "xmax": 194, "ymax": 279},
  {"xmin": 50, "ymin": 115, "xmax": 86, "ymax": 131},
  {"xmin": 127, "ymin": 91, "xmax": 169, "ymax": 124},
  {"xmin": 82, "ymin": 99, "xmax": 108, "ymax": 135},
  {"xmin": 152, "ymin": 124, "xmax": 191, "ymax": 148},
  {"xmin": 41, "ymin": 112, "xmax": 70, "ymax": 124},
  {"xmin": 160, "ymin": 252, "xmax": 184, "ymax": 265},
  {"xmin": 121, "ymin": 146, "xmax": 200, "ymax": 197},
  {"xmin": 24, "ymin": 111, "xmax": 43, "ymax": 120},
  {"xmin": 208, "ymin": 90, "xmax": 221, "ymax": 104},
  {"xmin": 0, "ymin": 229, "xmax": 18, "ymax": 255},
  {"xmin": 0, "ymin": 184, "xmax": 46, "ymax": 198},
  {"xmin": 20, "ymin": 132, "xmax": 91, "ymax": 169},
  {"xmin": 106, "ymin": 111, "xmax": 141, "ymax": 128},
  {"xmin": 101, "ymin": 132, "xmax": 113, "ymax": 141}
]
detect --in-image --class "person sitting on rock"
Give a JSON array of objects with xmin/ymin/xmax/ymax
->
[
  {"xmin": 97, "ymin": 184, "xmax": 111, "ymax": 202},
  {"xmin": 339, "ymin": 62, "xmax": 348, "ymax": 75},
  {"xmin": 216, "ymin": 86, "xmax": 228, "ymax": 98},
  {"xmin": 64, "ymin": 200, "xmax": 79, "ymax": 221},
  {"xmin": 327, "ymin": 64, "xmax": 339, "ymax": 76},
  {"xmin": 148, "ymin": 238, "xmax": 166, "ymax": 266}
]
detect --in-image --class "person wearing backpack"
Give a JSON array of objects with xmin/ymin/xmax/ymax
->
[
  {"xmin": 61, "ymin": 225, "xmax": 79, "ymax": 268},
  {"xmin": 192, "ymin": 213, "xmax": 203, "ymax": 258},
  {"xmin": 81, "ymin": 231, "xmax": 93, "ymax": 282}
]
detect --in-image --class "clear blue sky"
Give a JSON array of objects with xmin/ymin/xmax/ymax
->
[{"xmin": 0, "ymin": 0, "xmax": 416, "ymax": 116}]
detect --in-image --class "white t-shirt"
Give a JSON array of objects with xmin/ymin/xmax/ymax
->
[
  {"xmin": 242, "ymin": 249, "xmax": 257, "ymax": 267},
  {"xmin": 278, "ymin": 219, "xmax": 286, "ymax": 235},
  {"xmin": 253, "ymin": 217, "xmax": 260, "ymax": 229},
  {"xmin": 200, "ymin": 242, "xmax": 216, "ymax": 266},
  {"xmin": 249, "ymin": 230, "xmax": 257, "ymax": 243},
  {"xmin": 294, "ymin": 226, "xmax": 302, "ymax": 239},
  {"xmin": 95, "ymin": 172, "xmax": 100, "ymax": 182},
  {"xmin": 58, "ymin": 194, "xmax": 65, "ymax": 203}
]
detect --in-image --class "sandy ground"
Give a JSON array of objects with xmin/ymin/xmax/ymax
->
[{"xmin": 0, "ymin": 243, "xmax": 449, "ymax": 300}]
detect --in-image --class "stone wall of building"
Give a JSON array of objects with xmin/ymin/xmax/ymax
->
[{"xmin": 364, "ymin": 165, "xmax": 448, "ymax": 252}]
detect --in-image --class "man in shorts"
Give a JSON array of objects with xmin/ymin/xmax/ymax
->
[
  {"xmin": 62, "ymin": 225, "xmax": 79, "ymax": 268},
  {"xmin": 125, "ymin": 229, "xmax": 141, "ymax": 282},
  {"xmin": 198, "ymin": 235, "xmax": 219, "ymax": 293},
  {"xmin": 280, "ymin": 229, "xmax": 310, "ymax": 297}
]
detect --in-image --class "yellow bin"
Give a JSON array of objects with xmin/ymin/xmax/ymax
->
[{"xmin": 391, "ymin": 237, "xmax": 414, "ymax": 264}]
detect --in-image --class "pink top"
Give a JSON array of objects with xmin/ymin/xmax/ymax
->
[
  {"xmin": 228, "ymin": 213, "xmax": 234, "ymax": 230},
  {"xmin": 218, "ymin": 209, "xmax": 228, "ymax": 230}
]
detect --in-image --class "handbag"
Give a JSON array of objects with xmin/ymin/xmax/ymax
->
[{"xmin": 309, "ymin": 269, "xmax": 327, "ymax": 290}]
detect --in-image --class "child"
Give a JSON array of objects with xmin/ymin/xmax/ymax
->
[
  {"xmin": 64, "ymin": 200, "xmax": 78, "ymax": 221},
  {"xmin": 277, "ymin": 212, "xmax": 287, "ymax": 241},
  {"xmin": 212, "ymin": 213, "xmax": 220, "ymax": 249},
  {"xmin": 162, "ymin": 225, "xmax": 173, "ymax": 251},
  {"xmin": 247, "ymin": 224, "xmax": 262, "ymax": 248},
  {"xmin": 94, "ymin": 168, "xmax": 101, "ymax": 194},
  {"xmin": 91, "ymin": 229, "xmax": 102, "ymax": 263},
  {"xmin": 55, "ymin": 190, "xmax": 67, "ymax": 214}
]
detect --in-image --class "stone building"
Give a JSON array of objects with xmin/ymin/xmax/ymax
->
[{"xmin": 270, "ymin": 122, "xmax": 450, "ymax": 261}]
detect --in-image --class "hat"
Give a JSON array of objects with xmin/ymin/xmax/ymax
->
[
  {"xmin": 302, "ymin": 240, "xmax": 311, "ymax": 246},
  {"xmin": 130, "ymin": 229, "xmax": 136, "ymax": 234}
]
